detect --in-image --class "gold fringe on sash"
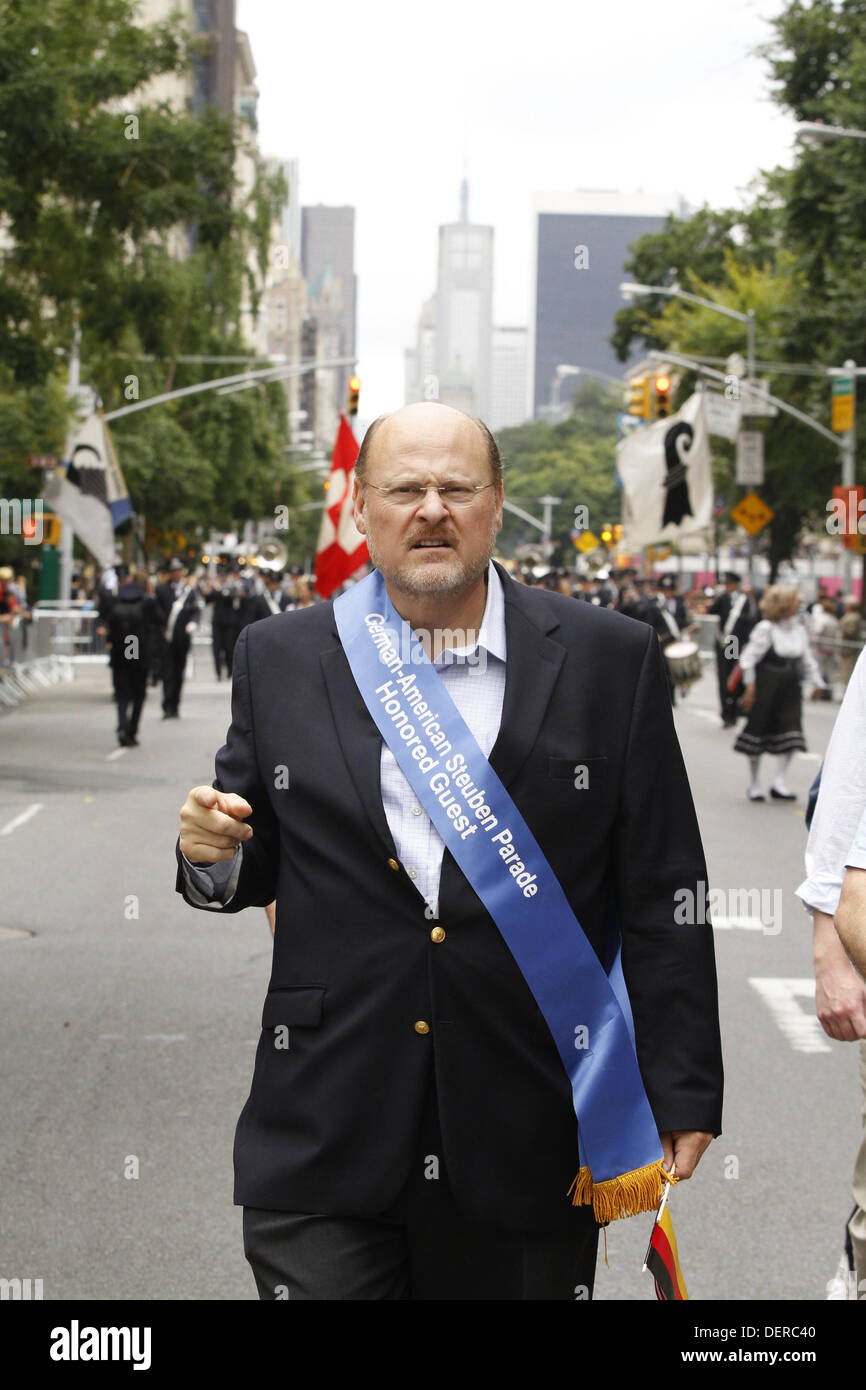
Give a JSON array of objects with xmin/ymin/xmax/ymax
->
[{"xmin": 567, "ymin": 1160, "xmax": 678, "ymax": 1222}]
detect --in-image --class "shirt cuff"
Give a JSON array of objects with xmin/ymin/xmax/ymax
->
[
  {"xmin": 795, "ymin": 875, "xmax": 843, "ymax": 917},
  {"xmin": 180, "ymin": 847, "xmax": 242, "ymax": 909}
]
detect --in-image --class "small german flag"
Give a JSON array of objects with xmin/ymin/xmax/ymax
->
[{"xmin": 644, "ymin": 1183, "xmax": 688, "ymax": 1301}]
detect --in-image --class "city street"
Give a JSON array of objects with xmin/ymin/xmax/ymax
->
[{"xmin": 0, "ymin": 651, "xmax": 859, "ymax": 1302}]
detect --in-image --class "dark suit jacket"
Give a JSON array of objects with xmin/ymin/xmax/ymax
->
[
  {"xmin": 154, "ymin": 582, "xmax": 201, "ymax": 647},
  {"xmin": 176, "ymin": 561, "xmax": 723, "ymax": 1230}
]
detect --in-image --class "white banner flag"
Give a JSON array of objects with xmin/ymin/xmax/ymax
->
[{"xmin": 617, "ymin": 393, "xmax": 713, "ymax": 549}]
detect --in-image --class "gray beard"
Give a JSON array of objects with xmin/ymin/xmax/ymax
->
[{"xmin": 365, "ymin": 516, "xmax": 499, "ymax": 597}]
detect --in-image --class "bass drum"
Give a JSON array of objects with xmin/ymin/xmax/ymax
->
[{"xmin": 664, "ymin": 640, "xmax": 702, "ymax": 688}]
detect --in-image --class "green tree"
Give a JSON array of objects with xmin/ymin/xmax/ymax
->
[{"xmin": 0, "ymin": 0, "xmax": 290, "ymax": 566}]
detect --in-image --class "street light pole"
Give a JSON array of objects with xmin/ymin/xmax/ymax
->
[{"xmin": 839, "ymin": 358, "xmax": 858, "ymax": 594}]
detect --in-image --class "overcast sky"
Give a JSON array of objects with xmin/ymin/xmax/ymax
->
[{"xmin": 238, "ymin": 0, "xmax": 798, "ymax": 423}]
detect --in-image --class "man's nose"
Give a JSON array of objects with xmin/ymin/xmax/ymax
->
[{"xmin": 415, "ymin": 488, "xmax": 451, "ymax": 523}]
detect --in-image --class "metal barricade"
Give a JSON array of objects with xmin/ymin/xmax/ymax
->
[{"xmin": 31, "ymin": 605, "xmax": 108, "ymax": 661}]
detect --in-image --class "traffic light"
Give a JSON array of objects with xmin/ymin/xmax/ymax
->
[
  {"xmin": 347, "ymin": 375, "xmax": 361, "ymax": 416},
  {"xmin": 600, "ymin": 523, "xmax": 614, "ymax": 546},
  {"xmin": 34, "ymin": 513, "xmax": 62, "ymax": 546},
  {"xmin": 625, "ymin": 375, "xmax": 651, "ymax": 420},
  {"xmin": 652, "ymin": 373, "xmax": 672, "ymax": 420},
  {"xmin": 613, "ymin": 523, "xmax": 623, "ymax": 544}
]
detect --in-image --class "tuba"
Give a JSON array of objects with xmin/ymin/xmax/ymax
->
[{"xmin": 254, "ymin": 538, "xmax": 288, "ymax": 573}]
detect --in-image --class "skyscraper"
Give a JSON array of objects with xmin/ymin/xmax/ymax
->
[
  {"xmin": 489, "ymin": 326, "xmax": 529, "ymax": 432},
  {"xmin": 528, "ymin": 190, "xmax": 684, "ymax": 418},
  {"xmin": 435, "ymin": 182, "xmax": 494, "ymax": 419},
  {"xmin": 301, "ymin": 204, "xmax": 357, "ymax": 413}
]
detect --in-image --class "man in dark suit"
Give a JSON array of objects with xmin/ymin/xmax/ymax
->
[
  {"xmin": 176, "ymin": 402, "xmax": 723, "ymax": 1301},
  {"xmin": 154, "ymin": 557, "xmax": 201, "ymax": 718},
  {"xmin": 710, "ymin": 572, "xmax": 759, "ymax": 728}
]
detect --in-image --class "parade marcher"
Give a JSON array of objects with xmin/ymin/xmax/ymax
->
[
  {"xmin": 288, "ymin": 578, "xmax": 316, "ymax": 610},
  {"xmin": 249, "ymin": 570, "xmax": 292, "ymax": 622},
  {"xmin": 796, "ymin": 646, "xmax": 866, "ymax": 1299},
  {"xmin": 175, "ymin": 400, "xmax": 722, "ymax": 1303},
  {"xmin": 155, "ymin": 557, "xmax": 201, "ymax": 719},
  {"xmin": 734, "ymin": 583, "xmax": 826, "ymax": 801},
  {"xmin": 98, "ymin": 568, "xmax": 160, "ymax": 746},
  {"xmin": 839, "ymin": 596, "xmax": 864, "ymax": 691},
  {"xmin": 810, "ymin": 592, "xmax": 840, "ymax": 700},
  {"xmin": 201, "ymin": 574, "xmax": 232, "ymax": 680},
  {"xmin": 709, "ymin": 572, "xmax": 759, "ymax": 728}
]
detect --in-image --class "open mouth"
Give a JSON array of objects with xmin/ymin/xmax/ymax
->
[{"xmin": 411, "ymin": 540, "xmax": 452, "ymax": 550}]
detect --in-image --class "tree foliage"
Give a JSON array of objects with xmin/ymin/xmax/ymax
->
[{"xmin": 0, "ymin": 0, "xmax": 290, "ymax": 565}]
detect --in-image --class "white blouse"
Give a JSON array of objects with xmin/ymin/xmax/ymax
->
[{"xmin": 738, "ymin": 616, "xmax": 825, "ymax": 688}]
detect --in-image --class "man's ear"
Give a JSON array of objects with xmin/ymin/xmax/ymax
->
[{"xmin": 352, "ymin": 477, "xmax": 367, "ymax": 536}]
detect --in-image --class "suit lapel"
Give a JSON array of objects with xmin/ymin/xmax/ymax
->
[
  {"xmin": 320, "ymin": 643, "xmax": 399, "ymax": 859},
  {"xmin": 488, "ymin": 562, "xmax": 566, "ymax": 788}
]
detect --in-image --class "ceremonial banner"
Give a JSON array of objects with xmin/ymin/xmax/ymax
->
[
  {"xmin": 44, "ymin": 403, "xmax": 133, "ymax": 565},
  {"xmin": 314, "ymin": 415, "xmax": 369, "ymax": 599},
  {"xmin": 617, "ymin": 393, "xmax": 713, "ymax": 549},
  {"xmin": 334, "ymin": 569, "xmax": 671, "ymax": 1222}
]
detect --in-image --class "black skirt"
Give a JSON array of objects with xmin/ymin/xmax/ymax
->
[{"xmin": 734, "ymin": 654, "xmax": 806, "ymax": 757}]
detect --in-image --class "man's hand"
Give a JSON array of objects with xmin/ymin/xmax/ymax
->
[
  {"xmin": 814, "ymin": 908, "xmax": 866, "ymax": 1040},
  {"xmin": 179, "ymin": 785, "xmax": 253, "ymax": 864},
  {"xmin": 739, "ymin": 685, "xmax": 756, "ymax": 713},
  {"xmin": 835, "ymin": 870, "xmax": 866, "ymax": 984},
  {"xmin": 660, "ymin": 1130, "xmax": 713, "ymax": 1179}
]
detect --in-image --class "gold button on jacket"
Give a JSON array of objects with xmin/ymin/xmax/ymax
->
[
  {"xmin": 430, "ymin": 926, "xmax": 446, "ymax": 943},
  {"xmin": 414, "ymin": 1020, "xmax": 430, "ymax": 1035},
  {"xmin": 387, "ymin": 857, "xmax": 400, "ymax": 871}
]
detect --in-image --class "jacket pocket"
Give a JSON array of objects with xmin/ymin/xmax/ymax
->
[{"xmin": 261, "ymin": 986, "xmax": 325, "ymax": 1030}]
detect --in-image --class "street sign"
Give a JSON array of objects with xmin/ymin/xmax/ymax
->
[
  {"xmin": 730, "ymin": 491, "xmax": 774, "ymax": 536},
  {"xmin": 704, "ymin": 393, "xmax": 741, "ymax": 441},
  {"xmin": 26, "ymin": 455, "xmax": 59, "ymax": 468},
  {"xmin": 736, "ymin": 430, "xmax": 765, "ymax": 485},
  {"xmin": 831, "ymin": 375, "xmax": 855, "ymax": 433},
  {"xmin": 576, "ymin": 530, "xmax": 600, "ymax": 553},
  {"xmin": 739, "ymin": 378, "xmax": 778, "ymax": 418}
]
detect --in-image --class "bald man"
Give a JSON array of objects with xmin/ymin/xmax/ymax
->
[{"xmin": 176, "ymin": 402, "xmax": 722, "ymax": 1301}]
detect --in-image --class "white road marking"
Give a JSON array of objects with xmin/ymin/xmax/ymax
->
[
  {"xmin": 0, "ymin": 803, "xmax": 44, "ymax": 837},
  {"xmin": 106, "ymin": 747, "xmax": 126, "ymax": 761},
  {"xmin": 796, "ymin": 752, "xmax": 821, "ymax": 762},
  {"xmin": 142, "ymin": 1033, "xmax": 188, "ymax": 1043},
  {"xmin": 713, "ymin": 915, "xmax": 764, "ymax": 932},
  {"xmin": 748, "ymin": 977, "xmax": 831, "ymax": 1054},
  {"xmin": 0, "ymin": 926, "xmax": 33, "ymax": 941}
]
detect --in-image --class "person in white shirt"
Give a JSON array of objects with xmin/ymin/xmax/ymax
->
[
  {"xmin": 734, "ymin": 584, "xmax": 826, "ymax": 801},
  {"xmin": 796, "ymin": 646, "xmax": 866, "ymax": 1298}
]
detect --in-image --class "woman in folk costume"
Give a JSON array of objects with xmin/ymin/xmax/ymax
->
[{"xmin": 735, "ymin": 584, "xmax": 827, "ymax": 802}]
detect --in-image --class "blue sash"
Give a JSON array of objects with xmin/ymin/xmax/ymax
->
[{"xmin": 334, "ymin": 569, "xmax": 667, "ymax": 1220}]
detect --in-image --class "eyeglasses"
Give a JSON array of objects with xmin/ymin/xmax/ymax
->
[{"xmin": 365, "ymin": 480, "xmax": 497, "ymax": 508}]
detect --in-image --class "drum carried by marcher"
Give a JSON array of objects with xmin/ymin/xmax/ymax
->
[{"xmin": 664, "ymin": 639, "xmax": 701, "ymax": 690}]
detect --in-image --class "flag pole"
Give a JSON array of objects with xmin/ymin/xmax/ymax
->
[{"xmin": 642, "ymin": 1163, "xmax": 675, "ymax": 1272}]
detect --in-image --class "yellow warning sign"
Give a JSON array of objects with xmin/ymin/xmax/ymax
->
[
  {"xmin": 730, "ymin": 492, "xmax": 775, "ymax": 536},
  {"xmin": 832, "ymin": 395, "xmax": 855, "ymax": 433},
  {"xmin": 575, "ymin": 530, "xmax": 600, "ymax": 553}
]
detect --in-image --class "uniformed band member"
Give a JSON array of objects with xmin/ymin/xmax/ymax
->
[
  {"xmin": 710, "ymin": 572, "xmax": 759, "ymax": 728},
  {"xmin": 98, "ymin": 567, "xmax": 161, "ymax": 746},
  {"xmin": 175, "ymin": 400, "xmax": 722, "ymax": 1302},
  {"xmin": 249, "ymin": 570, "xmax": 293, "ymax": 622},
  {"xmin": 155, "ymin": 557, "xmax": 202, "ymax": 719}
]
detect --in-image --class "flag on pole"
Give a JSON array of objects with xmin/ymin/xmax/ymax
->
[
  {"xmin": 314, "ymin": 414, "xmax": 369, "ymax": 599},
  {"xmin": 43, "ymin": 401, "xmax": 133, "ymax": 566},
  {"xmin": 643, "ymin": 1179, "xmax": 688, "ymax": 1301},
  {"xmin": 616, "ymin": 393, "xmax": 712, "ymax": 550}
]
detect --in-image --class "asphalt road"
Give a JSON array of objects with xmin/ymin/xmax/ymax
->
[{"xmin": 0, "ymin": 644, "xmax": 860, "ymax": 1301}]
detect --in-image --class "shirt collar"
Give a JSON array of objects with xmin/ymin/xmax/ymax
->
[{"xmin": 433, "ymin": 561, "xmax": 506, "ymax": 666}]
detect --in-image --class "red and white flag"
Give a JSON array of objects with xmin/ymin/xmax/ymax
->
[{"xmin": 314, "ymin": 414, "xmax": 369, "ymax": 599}]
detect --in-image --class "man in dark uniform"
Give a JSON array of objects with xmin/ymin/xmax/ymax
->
[
  {"xmin": 155, "ymin": 557, "xmax": 201, "ymax": 719},
  {"xmin": 709, "ymin": 572, "xmax": 759, "ymax": 728},
  {"xmin": 249, "ymin": 570, "xmax": 293, "ymax": 623},
  {"xmin": 98, "ymin": 567, "xmax": 160, "ymax": 746}
]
